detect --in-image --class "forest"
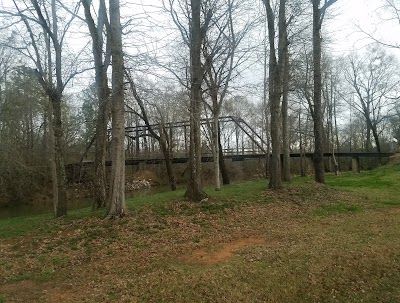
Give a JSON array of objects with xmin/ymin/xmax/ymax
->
[{"xmin": 0, "ymin": 0, "xmax": 399, "ymax": 217}]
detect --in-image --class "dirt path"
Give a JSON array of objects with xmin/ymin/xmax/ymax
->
[{"xmin": 185, "ymin": 237, "xmax": 266, "ymax": 265}]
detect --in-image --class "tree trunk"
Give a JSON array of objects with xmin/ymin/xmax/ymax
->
[
  {"xmin": 268, "ymin": 88, "xmax": 282, "ymax": 189},
  {"xmin": 262, "ymin": 21, "xmax": 270, "ymax": 179},
  {"xmin": 184, "ymin": 0, "xmax": 207, "ymax": 201},
  {"xmin": 93, "ymin": 95, "xmax": 108, "ymax": 209},
  {"xmin": 218, "ymin": 122, "xmax": 230, "ymax": 185},
  {"xmin": 93, "ymin": 60, "xmax": 110, "ymax": 209},
  {"xmin": 371, "ymin": 124, "xmax": 381, "ymax": 153},
  {"xmin": 212, "ymin": 114, "xmax": 221, "ymax": 190},
  {"xmin": 312, "ymin": 0, "xmax": 325, "ymax": 184},
  {"xmin": 160, "ymin": 125, "xmax": 177, "ymax": 191},
  {"xmin": 51, "ymin": 95, "xmax": 67, "ymax": 217},
  {"xmin": 281, "ymin": 44, "xmax": 290, "ymax": 182},
  {"xmin": 299, "ymin": 112, "xmax": 306, "ymax": 177},
  {"xmin": 366, "ymin": 122, "xmax": 372, "ymax": 152},
  {"xmin": 82, "ymin": 0, "xmax": 110, "ymax": 210},
  {"xmin": 106, "ymin": 0, "xmax": 127, "ymax": 218},
  {"xmin": 47, "ymin": 101, "xmax": 59, "ymax": 216},
  {"xmin": 263, "ymin": 0, "xmax": 286, "ymax": 189}
]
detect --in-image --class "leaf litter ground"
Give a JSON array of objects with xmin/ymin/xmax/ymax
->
[{"xmin": 0, "ymin": 181, "xmax": 399, "ymax": 303}]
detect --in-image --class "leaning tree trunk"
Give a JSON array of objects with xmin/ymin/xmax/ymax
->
[
  {"xmin": 184, "ymin": 0, "xmax": 207, "ymax": 201},
  {"xmin": 312, "ymin": 0, "xmax": 325, "ymax": 184},
  {"xmin": 371, "ymin": 124, "xmax": 381, "ymax": 153},
  {"xmin": 106, "ymin": 0, "xmax": 127, "ymax": 218}
]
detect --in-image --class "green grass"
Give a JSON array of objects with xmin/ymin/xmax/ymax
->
[
  {"xmin": 127, "ymin": 188, "xmax": 185, "ymax": 209},
  {"xmin": 0, "ymin": 213, "xmax": 54, "ymax": 239},
  {"xmin": 325, "ymin": 162, "xmax": 400, "ymax": 208},
  {"xmin": 0, "ymin": 204, "xmax": 105, "ymax": 239},
  {"xmin": 327, "ymin": 162, "xmax": 400, "ymax": 185},
  {"xmin": 313, "ymin": 202, "xmax": 364, "ymax": 217},
  {"xmin": 0, "ymin": 163, "xmax": 400, "ymax": 302},
  {"xmin": 1, "ymin": 163, "xmax": 399, "ymax": 239}
]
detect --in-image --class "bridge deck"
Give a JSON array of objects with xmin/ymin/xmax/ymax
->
[{"xmin": 69, "ymin": 152, "xmax": 395, "ymax": 167}]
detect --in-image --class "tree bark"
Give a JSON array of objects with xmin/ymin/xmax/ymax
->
[
  {"xmin": 312, "ymin": 0, "xmax": 325, "ymax": 184},
  {"xmin": 218, "ymin": 122, "xmax": 230, "ymax": 185},
  {"xmin": 82, "ymin": 0, "xmax": 111, "ymax": 210},
  {"xmin": 281, "ymin": 43, "xmax": 290, "ymax": 182},
  {"xmin": 29, "ymin": 0, "xmax": 68, "ymax": 217},
  {"xmin": 159, "ymin": 124, "xmax": 177, "ymax": 191},
  {"xmin": 184, "ymin": 0, "xmax": 207, "ymax": 201},
  {"xmin": 106, "ymin": 0, "xmax": 127, "ymax": 218},
  {"xmin": 51, "ymin": 93, "xmax": 67, "ymax": 217},
  {"xmin": 212, "ymin": 114, "xmax": 221, "ymax": 190},
  {"xmin": 263, "ymin": 0, "xmax": 287, "ymax": 189}
]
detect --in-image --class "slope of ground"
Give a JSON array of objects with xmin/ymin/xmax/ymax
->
[{"xmin": 0, "ymin": 163, "xmax": 399, "ymax": 302}]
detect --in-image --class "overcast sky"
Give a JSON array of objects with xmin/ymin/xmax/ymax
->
[
  {"xmin": 1, "ymin": 0, "xmax": 398, "ymax": 98},
  {"xmin": 327, "ymin": 0, "xmax": 400, "ymax": 54}
]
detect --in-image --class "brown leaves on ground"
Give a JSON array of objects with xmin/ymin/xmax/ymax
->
[{"xmin": 0, "ymin": 184, "xmax": 399, "ymax": 303}]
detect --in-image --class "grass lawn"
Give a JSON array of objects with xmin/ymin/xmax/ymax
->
[{"xmin": 0, "ymin": 162, "xmax": 399, "ymax": 302}]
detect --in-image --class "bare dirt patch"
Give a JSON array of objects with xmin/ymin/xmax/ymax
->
[
  {"xmin": 0, "ymin": 280, "xmax": 42, "ymax": 302},
  {"xmin": 0, "ymin": 280, "xmax": 36, "ymax": 294},
  {"xmin": 185, "ymin": 237, "xmax": 266, "ymax": 265},
  {"xmin": 43, "ymin": 285, "xmax": 83, "ymax": 303},
  {"xmin": 389, "ymin": 207, "xmax": 400, "ymax": 214}
]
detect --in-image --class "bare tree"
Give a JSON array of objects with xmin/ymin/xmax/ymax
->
[
  {"xmin": 163, "ymin": 0, "xmax": 211, "ymax": 200},
  {"xmin": 310, "ymin": 0, "xmax": 337, "ymax": 184},
  {"xmin": 356, "ymin": 0, "xmax": 400, "ymax": 49},
  {"xmin": 262, "ymin": 0, "xmax": 289, "ymax": 189},
  {"xmin": 184, "ymin": 0, "xmax": 211, "ymax": 201},
  {"xmin": 281, "ymin": 19, "xmax": 291, "ymax": 182},
  {"xmin": 202, "ymin": 0, "xmax": 252, "ymax": 190},
  {"xmin": 125, "ymin": 72, "xmax": 177, "ymax": 191},
  {"xmin": 81, "ymin": 0, "xmax": 111, "ymax": 209},
  {"xmin": 1, "ymin": 0, "xmax": 82, "ymax": 217},
  {"xmin": 343, "ymin": 46, "xmax": 400, "ymax": 153},
  {"xmin": 106, "ymin": 0, "xmax": 127, "ymax": 218}
]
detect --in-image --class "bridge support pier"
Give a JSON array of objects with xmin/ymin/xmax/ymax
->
[{"xmin": 352, "ymin": 157, "xmax": 360, "ymax": 173}]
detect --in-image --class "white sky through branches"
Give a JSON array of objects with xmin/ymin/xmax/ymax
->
[{"xmin": 1, "ymin": 0, "xmax": 399, "ymax": 97}]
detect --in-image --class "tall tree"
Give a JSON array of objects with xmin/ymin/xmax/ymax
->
[
  {"xmin": 163, "ymin": 0, "xmax": 211, "ymax": 200},
  {"xmin": 1, "ymin": 0, "xmax": 82, "ymax": 216},
  {"xmin": 262, "ymin": 0, "xmax": 289, "ymax": 189},
  {"xmin": 184, "ymin": 0, "xmax": 210, "ymax": 201},
  {"xmin": 106, "ymin": 0, "xmax": 127, "ymax": 218},
  {"xmin": 202, "ymin": 0, "xmax": 251, "ymax": 190},
  {"xmin": 281, "ymin": 11, "xmax": 291, "ymax": 182},
  {"xmin": 344, "ymin": 46, "xmax": 400, "ymax": 153},
  {"xmin": 311, "ymin": 0, "xmax": 337, "ymax": 184},
  {"xmin": 81, "ymin": 0, "xmax": 111, "ymax": 209}
]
